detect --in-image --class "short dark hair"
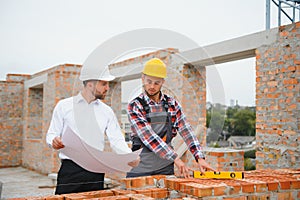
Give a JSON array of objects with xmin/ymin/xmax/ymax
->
[{"xmin": 83, "ymin": 80, "xmax": 88, "ymax": 87}]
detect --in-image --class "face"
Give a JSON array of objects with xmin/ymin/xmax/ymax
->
[
  {"xmin": 88, "ymin": 80, "xmax": 109, "ymax": 100},
  {"xmin": 142, "ymin": 74, "xmax": 164, "ymax": 97}
]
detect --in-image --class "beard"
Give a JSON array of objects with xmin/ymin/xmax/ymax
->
[
  {"xmin": 95, "ymin": 94, "xmax": 105, "ymax": 100},
  {"xmin": 145, "ymin": 89, "xmax": 160, "ymax": 97},
  {"xmin": 93, "ymin": 90, "xmax": 106, "ymax": 100}
]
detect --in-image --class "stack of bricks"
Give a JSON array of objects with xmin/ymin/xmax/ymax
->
[{"xmin": 10, "ymin": 168, "xmax": 300, "ymax": 199}]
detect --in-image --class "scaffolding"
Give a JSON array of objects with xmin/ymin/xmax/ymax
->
[{"xmin": 266, "ymin": 0, "xmax": 300, "ymax": 29}]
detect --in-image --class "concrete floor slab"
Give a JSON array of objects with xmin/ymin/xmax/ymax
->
[{"xmin": 0, "ymin": 167, "xmax": 55, "ymax": 199}]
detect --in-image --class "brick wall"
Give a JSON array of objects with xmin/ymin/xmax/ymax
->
[
  {"xmin": 204, "ymin": 148, "xmax": 244, "ymax": 171},
  {"xmin": 22, "ymin": 64, "xmax": 81, "ymax": 173},
  {"xmin": 256, "ymin": 22, "xmax": 300, "ymax": 169},
  {"xmin": 0, "ymin": 74, "xmax": 29, "ymax": 167}
]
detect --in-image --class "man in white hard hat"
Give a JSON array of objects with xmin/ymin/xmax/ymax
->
[{"xmin": 46, "ymin": 65, "xmax": 139, "ymax": 194}]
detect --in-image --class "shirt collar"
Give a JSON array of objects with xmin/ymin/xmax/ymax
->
[{"xmin": 74, "ymin": 92, "xmax": 101, "ymax": 105}]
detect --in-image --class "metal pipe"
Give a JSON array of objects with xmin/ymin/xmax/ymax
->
[
  {"xmin": 279, "ymin": 0, "xmax": 282, "ymax": 26},
  {"xmin": 266, "ymin": 0, "xmax": 271, "ymax": 29}
]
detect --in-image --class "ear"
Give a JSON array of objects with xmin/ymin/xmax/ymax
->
[
  {"xmin": 141, "ymin": 74, "xmax": 145, "ymax": 82},
  {"xmin": 86, "ymin": 81, "xmax": 95, "ymax": 88}
]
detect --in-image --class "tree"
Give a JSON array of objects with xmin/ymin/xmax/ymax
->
[
  {"xmin": 231, "ymin": 108, "xmax": 256, "ymax": 136},
  {"xmin": 206, "ymin": 106, "xmax": 226, "ymax": 143}
]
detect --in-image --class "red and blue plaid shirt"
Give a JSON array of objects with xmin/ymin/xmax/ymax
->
[{"xmin": 127, "ymin": 92, "xmax": 205, "ymax": 161}]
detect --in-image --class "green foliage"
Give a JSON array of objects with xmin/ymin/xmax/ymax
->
[
  {"xmin": 206, "ymin": 106, "xmax": 226, "ymax": 144},
  {"xmin": 244, "ymin": 149, "xmax": 256, "ymax": 159},
  {"xmin": 231, "ymin": 108, "xmax": 256, "ymax": 136},
  {"xmin": 244, "ymin": 158, "xmax": 256, "ymax": 171},
  {"xmin": 206, "ymin": 103, "xmax": 256, "ymax": 144}
]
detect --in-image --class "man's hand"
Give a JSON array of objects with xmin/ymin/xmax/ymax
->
[
  {"xmin": 128, "ymin": 156, "xmax": 140, "ymax": 167},
  {"xmin": 197, "ymin": 158, "xmax": 216, "ymax": 174},
  {"xmin": 174, "ymin": 157, "xmax": 191, "ymax": 178},
  {"xmin": 52, "ymin": 136, "xmax": 65, "ymax": 150}
]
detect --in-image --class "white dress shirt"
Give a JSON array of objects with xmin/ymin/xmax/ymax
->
[{"xmin": 46, "ymin": 92, "xmax": 131, "ymax": 160}]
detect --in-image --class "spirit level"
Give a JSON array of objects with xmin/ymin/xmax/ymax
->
[{"xmin": 193, "ymin": 171, "xmax": 244, "ymax": 179}]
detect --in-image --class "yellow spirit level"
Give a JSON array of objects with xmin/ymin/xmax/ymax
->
[{"xmin": 193, "ymin": 171, "xmax": 244, "ymax": 179}]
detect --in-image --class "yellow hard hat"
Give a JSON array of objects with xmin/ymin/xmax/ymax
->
[{"xmin": 142, "ymin": 58, "xmax": 167, "ymax": 78}]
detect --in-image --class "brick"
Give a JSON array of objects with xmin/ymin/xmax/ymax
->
[
  {"xmin": 239, "ymin": 182, "xmax": 255, "ymax": 193},
  {"xmin": 150, "ymin": 188, "xmax": 168, "ymax": 199},
  {"xmin": 111, "ymin": 189, "xmax": 136, "ymax": 196},
  {"xmin": 120, "ymin": 178, "xmax": 131, "ymax": 188},
  {"xmin": 125, "ymin": 193, "xmax": 155, "ymax": 200},
  {"xmin": 133, "ymin": 189, "xmax": 152, "ymax": 197},
  {"xmin": 222, "ymin": 180, "xmax": 241, "ymax": 195},
  {"xmin": 90, "ymin": 196, "xmax": 130, "ymax": 200},
  {"xmin": 193, "ymin": 184, "xmax": 213, "ymax": 197},
  {"xmin": 63, "ymin": 194, "xmax": 87, "ymax": 200},
  {"xmin": 277, "ymin": 191, "xmax": 292, "ymax": 199},
  {"xmin": 291, "ymin": 179, "xmax": 300, "ymax": 189},
  {"xmin": 130, "ymin": 177, "xmax": 146, "ymax": 188},
  {"xmin": 44, "ymin": 195, "xmax": 64, "ymax": 200}
]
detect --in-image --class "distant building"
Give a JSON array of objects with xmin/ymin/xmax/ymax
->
[{"xmin": 227, "ymin": 136, "xmax": 255, "ymax": 149}]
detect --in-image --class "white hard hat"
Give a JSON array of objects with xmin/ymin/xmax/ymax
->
[{"xmin": 79, "ymin": 65, "xmax": 115, "ymax": 81}]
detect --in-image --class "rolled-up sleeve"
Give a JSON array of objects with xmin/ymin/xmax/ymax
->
[{"xmin": 46, "ymin": 101, "xmax": 64, "ymax": 149}]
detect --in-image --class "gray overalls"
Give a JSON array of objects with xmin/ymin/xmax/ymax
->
[{"xmin": 126, "ymin": 95, "xmax": 174, "ymax": 178}]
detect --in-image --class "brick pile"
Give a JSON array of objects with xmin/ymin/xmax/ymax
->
[{"xmin": 9, "ymin": 168, "xmax": 300, "ymax": 199}]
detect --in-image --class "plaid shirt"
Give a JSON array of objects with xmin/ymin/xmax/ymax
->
[{"xmin": 127, "ymin": 92, "xmax": 205, "ymax": 161}]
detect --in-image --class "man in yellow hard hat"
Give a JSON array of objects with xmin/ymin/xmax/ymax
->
[{"xmin": 126, "ymin": 58, "xmax": 215, "ymax": 178}]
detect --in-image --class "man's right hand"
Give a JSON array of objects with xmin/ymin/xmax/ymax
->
[
  {"xmin": 174, "ymin": 157, "xmax": 191, "ymax": 178},
  {"xmin": 52, "ymin": 136, "xmax": 65, "ymax": 150}
]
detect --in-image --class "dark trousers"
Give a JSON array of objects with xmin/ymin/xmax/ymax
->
[{"xmin": 55, "ymin": 159, "xmax": 105, "ymax": 195}]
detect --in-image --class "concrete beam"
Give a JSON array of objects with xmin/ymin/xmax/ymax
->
[
  {"xmin": 24, "ymin": 73, "xmax": 47, "ymax": 89},
  {"xmin": 180, "ymin": 27, "xmax": 278, "ymax": 67}
]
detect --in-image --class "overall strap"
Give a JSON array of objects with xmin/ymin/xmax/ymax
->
[
  {"xmin": 162, "ymin": 94, "xmax": 173, "ymax": 144},
  {"xmin": 162, "ymin": 94, "xmax": 169, "ymax": 112},
  {"xmin": 136, "ymin": 97, "xmax": 151, "ymax": 122}
]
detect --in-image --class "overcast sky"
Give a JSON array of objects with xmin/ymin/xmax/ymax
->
[{"xmin": 0, "ymin": 0, "xmax": 293, "ymax": 106}]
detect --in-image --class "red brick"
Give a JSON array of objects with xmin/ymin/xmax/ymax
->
[
  {"xmin": 240, "ymin": 182, "xmax": 255, "ymax": 193},
  {"xmin": 131, "ymin": 177, "xmax": 146, "ymax": 188},
  {"xmin": 193, "ymin": 184, "xmax": 213, "ymax": 197},
  {"xmin": 125, "ymin": 193, "xmax": 155, "ymax": 200},
  {"xmin": 277, "ymin": 191, "xmax": 292, "ymax": 199},
  {"xmin": 291, "ymin": 179, "xmax": 300, "ymax": 189},
  {"xmin": 44, "ymin": 195, "xmax": 64, "ymax": 200},
  {"xmin": 150, "ymin": 188, "xmax": 168, "ymax": 199},
  {"xmin": 111, "ymin": 189, "xmax": 136, "ymax": 196},
  {"xmin": 133, "ymin": 189, "xmax": 152, "ymax": 197}
]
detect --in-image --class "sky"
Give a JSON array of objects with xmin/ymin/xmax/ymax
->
[{"xmin": 0, "ymin": 0, "xmax": 294, "ymax": 106}]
